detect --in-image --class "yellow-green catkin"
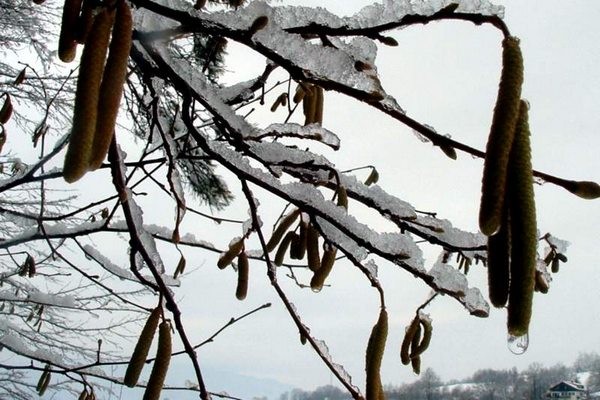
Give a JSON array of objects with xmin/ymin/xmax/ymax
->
[
  {"xmin": 411, "ymin": 318, "xmax": 433, "ymax": 358},
  {"xmin": 123, "ymin": 307, "xmax": 161, "ymax": 387},
  {"xmin": 270, "ymin": 93, "xmax": 288, "ymax": 112},
  {"xmin": 400, "ymin": 317, "xmax": 420, "ymax": 365},
  {"xmin": 506, "ymin": 100, "xmax": 537, "ymax": 337},
  {"xmin": 143, "ymin": 321, "xmax": 172, "ymax": 400},
  {"xmin": 303, "ymin": 85, "xmax": 317, "ymax": 125},
  {"xmin": 293, "ymin": 83, "xmax": 307, "ymax": 104},
  {"xmin": 479, "ymin": 36, "xmax": 524, "ymax": 236},
  {"xmin": 365, "ymin": 308, "xmax": 388, "ymax": 400},
  {"xmin": 411, "ymin": 355, "xmax": 421, "ymax": 375},
  {"xmin": 309, "ymin": 245, "xmax": 336, "ymax": 292},
  {"xmin": 314, "ymin": 86, "xmax": 324, "ymax": 125},
  {"xmin": 274, "ymin": 231, "xmax": 294, "ymax": 267},
  {"xmin": 306, "ymin": 223, "xmax": 321, "ymax": 272},
  {"xmin": 88, "ymin": 0, "xmax": 132, "ymax": 170},
  {"xmin": 63, "ymin": 8, "xmax": 115, "ymax": 183},
  {"xmin": 217, "ymin": 238, "xmax": 244, "ymax": 269},
  {"xmin": 364, "ymin": 168, "xmax": 379, "ymax": 186},
  {"xmin": 266, "ymin": 209, "xmax": 300, "ymax": 252},
  {"xmin": 487, "ymin": 207, "xmax": 511, "ymax": 308},
  {"xmin": 337, "ymin": 186, "xmax": 348, "ymax": 209},
  {"xmin": 410, "ymin": 320, "xmax": 422, "ymax": 359}
]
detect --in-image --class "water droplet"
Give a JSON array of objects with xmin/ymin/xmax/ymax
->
[
  {"xmin": 311, "ymin": 287, "xmax": 322, "ymax": 293},
  {"xmin": 507, "ymin": 332, "xmax": 529, "ymax": 354}
]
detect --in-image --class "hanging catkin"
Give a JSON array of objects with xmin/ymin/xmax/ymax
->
[
  {"xmin": 58, "ymin": 0, "xmax": 84, "ymax": 62},
  {"xmin": 506, "ymin": 100, "xmax": 537, "ymax": 337},
  {"xmin": 236, "ymin": 252, "xmax": 249, "ymax": 300},
  {"xmin": 88, "ymin": 0, "xmax": 132, "ymax": 170},
  {"xmin": 479, "ymin": 36, "xmax": 523, "ymax": 236},
  {"xmin": 217, "ymin": 238, "xmax": 244, "ymax": 269},
  {"xmin": 310, "ymin": 244, "xmax": 336, "ymax": 292},
  {"xmin": 486, "ymin": 207, "xmax": 511, "ymax": 308},
  {"xmin": 124, "ymin": 307, "xmax": 161, "ymax": 387},
  {"xmin": 143, "ymin": 321, "xmax": 172, "ymax": 400},
  {"xmin": 365, "ymin": 308, "xmax": 387, "ymax": 400},
  {"xmin": 266, "ymin": 209, "xmax": 300, "ymax": 252},
  {"xmin": 63, "ymin": 8, "xmax": 115, "ymax": 182}
]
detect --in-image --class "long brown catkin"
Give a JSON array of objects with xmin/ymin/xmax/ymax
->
[
  {"xmin": 217, "ymin": 238, "xmax": 244, "ymax": 269},
  {"xmin": 410, "ymin": 318, "xmax": 432, "ymax": 358},
  {"xmin": 310, "ymin": 245, "xmax": 336, "ymax": 292},
  {"xmin": 487, "ymin": 206, "xmax": 511, "ymax": 308},
  {"xmin": 236, "ymin": 252, "xmax": 249, "ymax": 300},
  {"xmin": 400, "ymin": 317, "xmax": 419, "ymax": 365},
  {"xmin": 365, "ymin": 308, "xmax": 388, "ymax": 400},
  {"xmin": 58, "ymin": 0, "xmax": 84, "ymax": 62},
  {"xmin": 143, "ymin": 321, "xmax": 172, "ymax": 400},
  {"xmin": 297, "ymin": 221, "xmax": 307, "ymax": 259},
  {"xmin": 88, "ymin": 0, "xmax": 133, "ymax": 170},
  {"xmin": 123, "ymin": 307, "xmax": 161, "ymax": 387},
  {"xmin": 314, "ymin": 86, "xmax": 324, "ymax": 125},
  {"xmin": 266, "ymin": 209, "xmax": 301, "ymax": 252},
  {"xmin": 63, "ymin": 8, "xmax": 115, "ymax": 183},
  {"xmin": 479, "ymin": 36, "xmax": 523, "ymax": 236},
  {"xmin": 76, "ymin": 0, "xmax": 95, "ymax": 44},
  {"xmin": 303, "ymin": 85, "xmax": 317, "ymax": 125},
  {"xmin": 274, "ymin": 231, "xmax": 295, "ymax": 266},
  {"xmin": 506, "ymin": 100, "xmax": 537, "ymax": 337},
  {"xmin": 306, "ymin": 223, "xmax": 321, "ymax": 272}
]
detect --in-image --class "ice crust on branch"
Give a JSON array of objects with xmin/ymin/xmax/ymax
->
[
  {"xmin": 254, "ymin": 123, "xmax": 341, "ymax": 150},
  {"xmin": 349, "ymin": 0, "xmax": 504, "ymax": 28},
  {"xmin": 138, "ymin": 38, "xmax": 494, "ymax": 313},
  {"xmin": 268, "ymin": 0, "xmax": 504, "ymax": 29},
  {"xmin": 82, "ymin": 245, "xmax": 181, "ymax": 286},
  {"xmin": 414, "ymin": 215, "xmax": 487, "ymax": 252},
  {"xmin": 0, "ymin": 219, "xmax": 108, "ymax": 249}
]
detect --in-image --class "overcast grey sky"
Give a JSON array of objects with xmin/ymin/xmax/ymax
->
[{"xmin": 163, "ymin": 1, "xmax": 600, "ymax": 395}]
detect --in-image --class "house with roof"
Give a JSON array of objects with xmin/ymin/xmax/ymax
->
[{"xmin": 546, "ymin": 381, "xmax": 588, "ymax": 399}]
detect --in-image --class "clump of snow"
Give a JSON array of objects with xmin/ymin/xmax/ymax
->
[
  {"xmin": 429, "ymin": 261, "xmax": 467, "ymax": 295},
  {"xmin": 253, "ymin": 123, "xmax": 341, "ymax": 150},
  {"xmin": 83, "ymin": 244, "xmax": 135, "ymax": 281},
  {"xmin": 365, "ymin": 259, "xmax": 379, "ymax": 278},
  {"xmin": 28, "ymin": 290, "xmax": 76, "ymax": 308},
  {"xmin": 340, "ymin": 174, "xmax": 417, "ymax": 220},
  {"xmin": 414, "ymin": 215, "xmax": 487, "ymax": 250},
  {"xmin": 462, "ymin": 287, "xmax": 490, "ymax": 317},
  {"xmin": 546, "ymin": 234, "xmax": 570, "ymax": 254}
]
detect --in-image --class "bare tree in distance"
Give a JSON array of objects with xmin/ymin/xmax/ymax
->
[{"xmin": 0, "ymin": 0, "xmax": 598, "ymax": 399}]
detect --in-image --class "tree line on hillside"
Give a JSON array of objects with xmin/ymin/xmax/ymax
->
[{"xmin": 280, "ymin": 352, "xmax": 600, "ymax": 400}]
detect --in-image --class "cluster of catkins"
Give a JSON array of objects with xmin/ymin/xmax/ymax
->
[{"xmin": 57, "ymin": 0, "xmax": 133, "ymax": 182}]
